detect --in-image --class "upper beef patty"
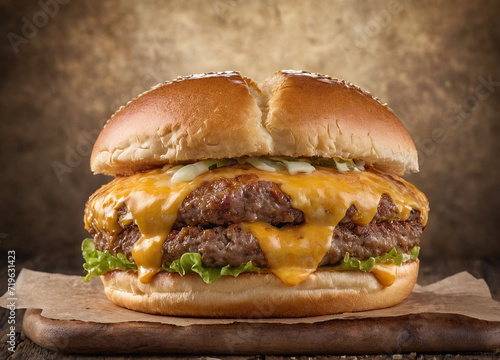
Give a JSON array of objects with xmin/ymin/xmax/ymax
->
[{"xmin": 89, "ymin": 174, "xmax": 423, "ymax": 268}]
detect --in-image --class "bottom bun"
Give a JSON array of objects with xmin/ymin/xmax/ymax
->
[{"xmin": 101, "ymin": 260, "xmax": 419, "ymax": 318}]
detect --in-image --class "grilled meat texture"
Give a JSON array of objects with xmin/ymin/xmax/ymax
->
[{"xmin": 89, "ymin": 176, "xmax": 423, "ymax": 268}]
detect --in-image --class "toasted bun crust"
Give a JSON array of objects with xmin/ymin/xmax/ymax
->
[
  {"xmin": 100, "ymin": 260, "xmax": 418, "ymax": 318},
  {"xmin": 91, "ymin": 71, "xmax": 418, "ymax": 176}
]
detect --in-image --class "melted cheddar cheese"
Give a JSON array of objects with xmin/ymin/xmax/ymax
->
[
  {"xmin": 84, "ymin": 165, "xmax": 429, "ymax": 285},
  {"xmin": 371, "ymin": 263, "xmax": 398, "ymax": 286}
]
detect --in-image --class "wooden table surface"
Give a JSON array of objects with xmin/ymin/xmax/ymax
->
[{"xmin": 1, "ymin": 257, "xmax": 499, "ymax": 360}]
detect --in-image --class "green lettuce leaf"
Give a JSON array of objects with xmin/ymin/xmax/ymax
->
[
  {"xmin": 81, "ymin": 238, "xmax": 137, "ymax": 282},
  {"xmin": 162, "ymin": 253, "xmax": 259, "ymax": 284},
  {"xmin": 82, "ymin": 238, "xmax": 418, "ymax": 283},
  {"xmin": 81, "ymin": 239, "xmax": 258, "ymax": 284},
  {"xmin": 327, "ymin": 246, "xmax": 420, "ymax": 272}
]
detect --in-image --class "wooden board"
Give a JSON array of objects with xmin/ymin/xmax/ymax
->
[{"xmin": 22, "ymin": 309, "xmax": 500, "ymax": 355}]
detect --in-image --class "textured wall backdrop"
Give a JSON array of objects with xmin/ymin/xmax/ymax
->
[{"xmin": 0, "ymin": 0, "xmax": 499, "ymax": 271}]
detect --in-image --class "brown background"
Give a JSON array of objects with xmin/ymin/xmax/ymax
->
[{"xmin": 0, "ymin": 0, "xmax": 499, "ymax": 273}]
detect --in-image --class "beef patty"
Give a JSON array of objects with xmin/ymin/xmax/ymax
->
[{"xmin": 89, "ymin": 174, "xmax": 423, "ymax": 268}]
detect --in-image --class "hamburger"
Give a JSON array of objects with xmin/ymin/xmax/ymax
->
[{"xmin": 82, "ymin": 70, "xmax": 429, "ymax": 318}]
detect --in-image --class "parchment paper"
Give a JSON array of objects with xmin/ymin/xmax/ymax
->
[{"xmin": 1, "ymin": 268, "xmax": 499, "ymax": 325}]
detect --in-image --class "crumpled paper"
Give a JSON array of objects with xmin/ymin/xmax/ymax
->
[{"xmin": 1, "ymin": 268, "xmax": 499, "ymax": 325}]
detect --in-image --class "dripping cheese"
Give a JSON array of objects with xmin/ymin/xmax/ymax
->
[{"xmin": 84, "ymin": 165, "xmax": 429, "ymax": 285}]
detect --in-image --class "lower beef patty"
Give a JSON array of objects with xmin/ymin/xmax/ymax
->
[{"xmin": 90, "ymin": 174, "xmax": 423, "ymax": 268}]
